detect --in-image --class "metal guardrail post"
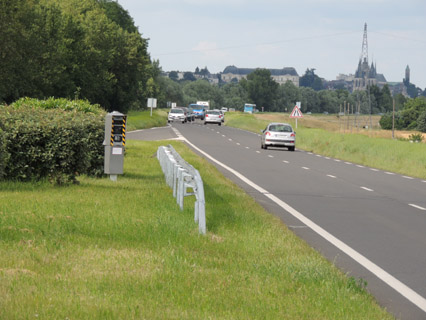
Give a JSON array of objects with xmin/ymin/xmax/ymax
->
[{"xmin": 157, "ymin": 145, "xmax": 206, "ymax": 234}]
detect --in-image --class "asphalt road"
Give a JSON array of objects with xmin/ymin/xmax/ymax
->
[{"xmin": 129, "ymin": 121, "xmax": 426, "ymax": 319}]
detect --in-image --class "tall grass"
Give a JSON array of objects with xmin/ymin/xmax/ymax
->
[{"xmin": 0, "ymin": 140, "xmax": 392, "ymax": 319}]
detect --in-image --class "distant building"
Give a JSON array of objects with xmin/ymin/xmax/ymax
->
[
  {"xmin": 221, "ymin": 65, "xmax": 299, "ymax": 86},
  {"xmin": 353, "ymin": 23, "xmax": 387, "ymax": 91}
]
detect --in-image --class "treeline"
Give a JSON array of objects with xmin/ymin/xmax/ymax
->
[
  {"xmin": 0, "ymin": 0, "xmax": 158, "ymax": 112},
  {"xmin": 157, "ymin": 69, "xmax": 407, "ymax": 114}
]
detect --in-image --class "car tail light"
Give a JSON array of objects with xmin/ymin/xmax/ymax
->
[
  {"xmin": 291, "ymin": 133, "xmax": 295, "ymax": 137},
  {"xmin": 265, "ymin": 132, "xmax": 271, "ymax": 136},
  {"xmin": 206, "ymin": 114, "xmax": 209, "ymax": 117}
]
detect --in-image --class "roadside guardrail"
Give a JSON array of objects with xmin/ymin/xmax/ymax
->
[{"xmin": 157, "ymin": 145, "xmax": 206, "ymax": 234}]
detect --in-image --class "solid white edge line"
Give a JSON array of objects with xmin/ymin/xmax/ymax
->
[
  {"xmin": 177, "ymin": 131, "xmax": 426, "ymax": 314},
  {"xmin": 409, "ymin": 204, "xmax": 426, "ymax": 211}
]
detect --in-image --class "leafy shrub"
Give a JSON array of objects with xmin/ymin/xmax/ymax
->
[
  {"xmin": 11, "ymin": 97, "xmax": 104, "ymax": 114},
  {"xmin": 409, "ymin": 133, "xmax": 423, "ymax": 142},
  {"xmin": 0, "ymin": 128, "xmax": 10, "ymax": 179},
  {"xmin": 0, "ymin": 102, "xmax": 105, "ymax": 184},
  {"xmin": 417, "ymin": 110, "xmax": 426, "ymax": 133}
]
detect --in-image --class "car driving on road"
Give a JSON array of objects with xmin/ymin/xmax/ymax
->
[
  {"xmin": 167, "ymin": 108, "xmax": 186, "ymax": 123},
  {"xmin": 204, "ymin": 110, "xmax": 223, "ymax": 125},
  {"xmin": 261, "ymin": 122, "xmax": 295, "ymax": 151}
]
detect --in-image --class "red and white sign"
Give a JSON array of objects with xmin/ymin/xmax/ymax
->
[{"xmin": 290, "ymin": 102, "xmax": 303, "ymax": 118}]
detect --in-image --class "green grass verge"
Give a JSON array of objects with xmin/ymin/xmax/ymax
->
[
  {"xmin": 226, "ymin": 112, "xmax": 426, "ymax": 180},
  {"xmin": 0, "ymin": 140, "xmax": 392, "ymax": 319},
  {"xmin": 126, "ymin": 109, "xmax": 168, "ymax": 131}
]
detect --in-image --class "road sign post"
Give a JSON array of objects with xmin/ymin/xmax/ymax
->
[
  {"xmin": 147, "ymin": 98, "xmax": 157, "ymax": 117},
  {"xmin": 290, "ymin": 102, "xmax": 303, "ymax": 128}
]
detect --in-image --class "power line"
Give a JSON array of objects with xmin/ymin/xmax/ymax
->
[{"xmin": 153, "ymin": 30, "xmax": 360, "ymax": 57}]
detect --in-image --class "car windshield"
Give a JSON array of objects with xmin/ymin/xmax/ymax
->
[
  {"xmin": 171, "ymin": 109, "xmax": 183, "ymax": 114},
  {"xmin": 269, "ymin": 124, "xmax": 292, "ymax": 132}
]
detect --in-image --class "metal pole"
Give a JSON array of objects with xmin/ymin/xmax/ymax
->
[{"xmin": 392, "ymin": 98, "xmax": 395, "ymax": 139}]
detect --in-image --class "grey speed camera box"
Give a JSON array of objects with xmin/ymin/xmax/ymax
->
[{"xmin": 104, "ymin": 111, "xmax": 127, "ymax": 175}]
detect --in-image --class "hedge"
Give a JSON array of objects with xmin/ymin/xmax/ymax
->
[{"xmin": 0, "ymin": 101, "xmax": 106, "ymax": 184}]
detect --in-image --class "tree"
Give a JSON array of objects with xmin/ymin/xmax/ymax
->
[
  {"xmin": 183, "ymin": 72, "xmax": 196, "ymax": 82},
  {"xmin": 300, "ymin": 68, "xmax": 323, "ymax": 91},
  {"xmin": 299, "ymin": 87, "xmax": 319, "ymax": 113},
  {"xmin": 220, "ymin": 82, "xmax": 248, "ymax": 111},
  {"xmin": 244, "ymin": 69, "xmax": 278, "ymax": 111},
  {"xmin": 274, "ymin": 81, "xmax": 299, "ymax": 112}
]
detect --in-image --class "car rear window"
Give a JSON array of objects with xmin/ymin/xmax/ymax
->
[
  {"xmin": 207, "ymin": 111, "xmax": 220, "ymax": 115},
  {"xmin": 171, "ymin": 109, "xmax": 183, "ymax": 114}
]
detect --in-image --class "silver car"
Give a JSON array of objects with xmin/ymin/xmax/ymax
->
[
  {"xmin": 204, "ymin": 110, "xmax": 223, "ymax": 126},
  {"xmin": 261, "ymin": 122, "xmax": 295, "ymax": 151},
  {"xmin": 168, "ymin": 108, "xmax": 186, "ymax": 123}
]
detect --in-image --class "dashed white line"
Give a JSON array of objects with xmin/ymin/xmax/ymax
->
[
  {"xmin": 308, "ymin": 152, "xmax": 313, "ymax": 155},
  {"xmin": 268, "ymin": 155, "xmax": 274, "ymax": 158},
  {"xmin": 283, "ymin": 160, "xmax": 289, "ymax": 164},
  {"xmin": 385, "ymin": 172, "xmax": 395, "ymax": 175},
  {"xmin": 316, "ymin": 155, "xmax": 322, "ymax": 158},
  {"xmin": 327, "ymin": 174, "xmax": 337, "ymax": 178},
  {"xmin": 361, "ymin": 187, "xmax": 374, "ymax": 192},
  {"xmin": 409, "ymin": 204, "xmax": 426, "ymax": 211},
  {"xmin": 236, "ymin": 143, "xmax": 241, "ymax": 146},
  {"xmin": 222, "ymin": 134, "xmax": 226, "ymax": 137},
  {"xmin": 246, "ymin": 147, "xmax": 250, "ymax": 149},
  {"xmin": 357, "ymin": 165, "xmax": 365, "ymax": 168},
  {"xmin": 256, "ymin": 151, "xmax": 261, "ymax": 154},
  {"xmin": 345, "ymin": 162, "xmax": 352, "ymax": 165},
  {"xmin": 370, "ymin": 168, "xmax": 379, "ymax": 172},
  {"xmin": 325, "ymin": 157, "xmax": 331, "ymax": 160},
  {"xmin": 402, "ymin": 176, "xmax": 414, "ymax": 180},
  {"xmin": 178, "ymin": 131, "xmax": 426, "ymax": 313},
  {"xmin": 228, "ymin": 138, "xmax": 233, "ymax": 141},
  {"xmin": 302, "ymin": 167, "xmax": 310, "ymax": 170},
  {"xmin": 334, "ymin": 159, "xmax": 341, "ymax": 162}
]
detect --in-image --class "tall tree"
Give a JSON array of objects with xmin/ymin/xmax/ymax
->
[{"xmin": 243, "ymin": 69, "xmax": 278, "ymax": 111}]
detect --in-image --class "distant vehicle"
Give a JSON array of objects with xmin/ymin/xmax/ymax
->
[
  {"xmin": 217, "ymin": 109, "xmax": 225, "ymax": 122},
  {"xmin": 168, "ymin": 108, "xmax": 186, "ymax": 123},
  {"xmin": 196, "ymin": 101, "xmax": 210, "ymax": 110},
  {"xmin": 204, "ymin": 110, "xmax": 223, "ymax": 125},
  {"xmin": 244, "ymin": 103, "xmax": 256, "ymax": 113},
  {"xmin": 181, "ymin": 107, "xmax": 194, "ymax": 122},
  {"xmin": 189, "ymin": 103, "xmax": 206, "ymax": 120},
  {"xmin": 260, "ymin": 122, "xmax": 295, "ymax": 151},
  {"xmin": 221, "ymin": 107, "xmax": 228, "ymax": 112}
]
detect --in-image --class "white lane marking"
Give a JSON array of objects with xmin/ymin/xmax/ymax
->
[
  {"xmin": 356, "ymin": 165, "xmax": 365, "ymax": 168},
  {"xmin": 216, "ymin": 131, "xmax": 220, "ymax": 134},
  {"xmin": 409, "ymin": 204, "xmax": 426, "ymax": 211},
  {"xmin": 302, "ymin": 167, "xmax": 310, "ymax": 170},
  {"xmin": 361, "ymin": 187, "xmax": 374, "ymax": 192},
  {"xmin": 246, "ymin": 147, "xmax": 250, "ymax": 149},
  {"xmin": 228, "ymin": 139, "xmax": 233, "ymax": 142},
  {"xmin": 308, "ymin": 152, "xmax": 313, "ymax": 155},
  {"xmin": 370, "ymin": 168, "xmax": 379, "ymax": 172},
  {"xmin": 316, "ymin": 155, "xmax": 322, "ymax": 158},
  {"xmin": 334, "ymin": 159, "xmax": 341, "ymax": 162},
  {"xmin": 325, "ymin": 157, "xmax": 331, "ymax": 160},
  {"xmin": 177, "ymin": 129, "xmax": 426, "ymax": 314},
  {"xmin": 283, "ymin": 160, "xmax": 289, "ymax": 164},
  {"xmin": 327, "ymin": 175, "xmax": 337, "ymax": 179},
  {"xmin": 402, "ymin": 176, "xmax": 414, "ymax": 180},
  {"xmin": 222, "ymin": 135, "xmax": 226, "ymax": 137},
  {"xmin": 268, "ymin": 155, "xmax": 274, "ymax": 158},
  {"xmin": 345, "ymin": 162, "xmax": 352, "ymax": 165},
  {"xmin": 385, "ymin": 172, "xmax": 395, "ymax": 175},
  {"xmin": 256, "ymin": 151, "xmax": 261, "ymax": 154},
  {"xmin": 423, "ymin": 181, "xmax": 426, "ymax": 183},
  {"xmin": 236, "ymin": 143, "xmax": 241, "ymax": 146}
]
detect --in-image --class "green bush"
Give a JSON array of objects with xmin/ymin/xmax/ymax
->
[
  {"xmin": 11, "ymin": 97, "xmax": 104, "ymax": 114},
  {"xmin": 0, "ymin": 102, "xmax": 105, "ymax": 184},
  {"xmin": 0, "ymin": 127, "xmax": 10, "ymax": 179}
]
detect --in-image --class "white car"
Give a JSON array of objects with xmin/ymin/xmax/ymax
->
[
  {"xmin": 261, "ymin": 122, "xmax": 295, "ymax": 151},
  {"xmin": 204, "ymin": 110, "xmax": 223, "ymax": 125},
  {"xmin": 168, "ymin": 108, "xmax": 186, "ymax": 123}
]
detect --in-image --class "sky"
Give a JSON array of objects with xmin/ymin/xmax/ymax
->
[{"xmin": 117, "ymin": 0, "xmax": 426, "ymax": 89}]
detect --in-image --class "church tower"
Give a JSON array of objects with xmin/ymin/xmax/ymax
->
[
  {"xmin": 353, "ymin": 23, "xmax": 378, "ymax": 91},
  {"xmin": 405, "ymin": 65, "xmax": 410, "ymax": 84}
]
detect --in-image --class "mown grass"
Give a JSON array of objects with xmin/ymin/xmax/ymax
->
[
  {"xmin": 0, "ymin": 140, "xmax": 393, "ymax": 319},
  {"xmin": 226, "ymin": 112, "xmax": 426, "ymax": 179},
  {"xmin": 126, "ymin": 109, "xmax": 168, "ymax": 131}
]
